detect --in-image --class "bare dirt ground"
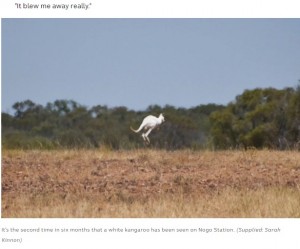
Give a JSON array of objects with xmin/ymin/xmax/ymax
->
[{"xmin": 2, "ymin": 149, "xmax": 300, "ymax": 217}]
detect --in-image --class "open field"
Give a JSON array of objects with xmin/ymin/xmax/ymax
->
[{"xmin": 2, "ymin": 149, "xmax": 300, "ymax": 218}]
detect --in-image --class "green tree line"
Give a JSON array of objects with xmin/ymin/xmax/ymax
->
[
  {"xmin": 210, "ymin": 86, "xmax": 300, "ymax": 149},
  {"xmin": 2, "ymin": 86, "xmax": 300, "ymax": 150}
]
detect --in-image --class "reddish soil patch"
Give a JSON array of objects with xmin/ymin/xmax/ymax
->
[{"xmin": 2, "ymin": 150, "xmax": 300, "ymax": 203}]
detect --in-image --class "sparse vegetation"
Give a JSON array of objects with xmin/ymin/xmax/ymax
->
[{"xmin": 2, "ymin": 149, "xmax": 300, "ymax": 218}]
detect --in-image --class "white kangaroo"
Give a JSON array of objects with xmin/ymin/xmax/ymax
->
[{"xmin": 130, "ymin": 113, "xmax": 165, "ymax": 144}]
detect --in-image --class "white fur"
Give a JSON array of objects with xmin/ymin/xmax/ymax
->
[{"xmin": 130, "ymin": 113, "xmax": 165, "ymax": 144}]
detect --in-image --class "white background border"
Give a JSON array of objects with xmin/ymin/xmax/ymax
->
[{"xmin": 1, "ymin": 1, "xmax": 300, "ymax": 248}]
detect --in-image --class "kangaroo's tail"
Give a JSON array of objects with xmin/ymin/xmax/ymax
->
[{"xmin": 130, "ymin": 126, "xmax": 139, "ymax": 133}]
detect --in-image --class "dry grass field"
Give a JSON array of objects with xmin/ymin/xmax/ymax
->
[{"xmin": 2, "ymin": 149, "xmax": 300, "ymax": 218}]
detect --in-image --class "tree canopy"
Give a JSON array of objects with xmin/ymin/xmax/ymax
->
[{"xmin": 210, "ymin": 86, "xmax": 300, "ymax": 149}]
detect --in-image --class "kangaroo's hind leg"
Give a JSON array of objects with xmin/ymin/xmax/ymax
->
[
  {"xmin": 144, "ymin": 128, "xmax": 153, "ymax": 144},
  {"xmin": 142, "ymin": 133, "xmax": 147, "ymax": 142},
  {"xmin": 141, "ymin": 133, "xmax": 150, "ymax": 145}
]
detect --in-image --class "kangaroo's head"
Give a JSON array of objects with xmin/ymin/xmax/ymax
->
[{"xmin": 159, "ymin": 113, "xmax": 165, "ymax": 123}]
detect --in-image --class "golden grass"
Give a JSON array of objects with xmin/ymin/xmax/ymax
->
[
  {"xmin": 3, "ymin": 187, "xmax": 300, "ymax": 218},
  {"xmin": 2, "ymin": 149, "xmax": 300, "ymax": 218}
]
